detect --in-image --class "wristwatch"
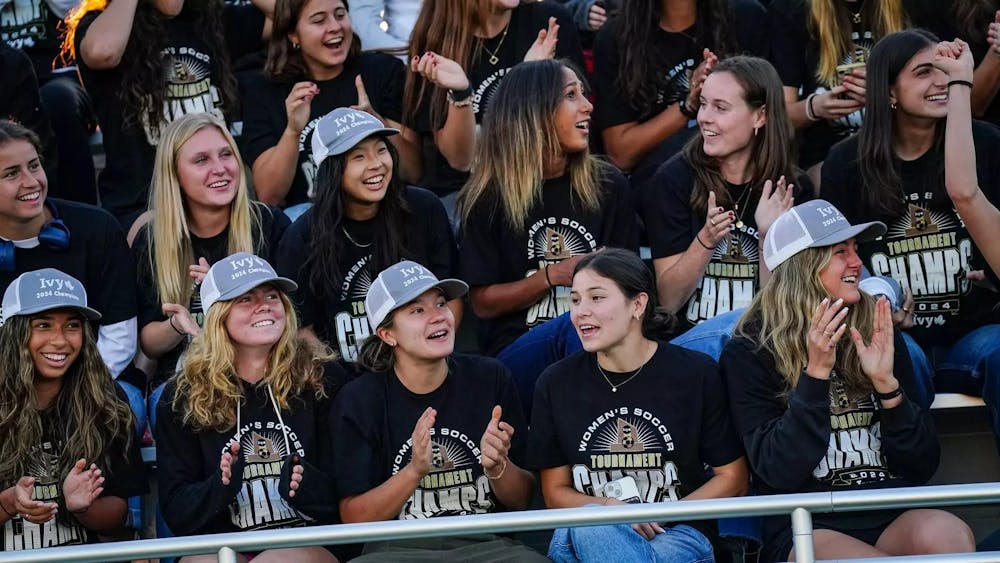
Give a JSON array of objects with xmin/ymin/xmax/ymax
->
[
  {"xmin": 678, "ymin": 97, "xmax": 698, "ymax": 120},
  {"xmin": 447, "ymin": 86, "xmax": 473, "ymax": 107}
]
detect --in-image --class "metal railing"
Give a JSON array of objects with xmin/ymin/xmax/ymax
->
[{"xmin": 0, "ymin": 483, "xmax": 998, "ymax": 563}]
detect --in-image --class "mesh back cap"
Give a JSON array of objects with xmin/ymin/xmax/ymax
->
[
  {"xmin": 2, "ymin": 268, "xmax": 101, "ymax": 324},
  {"xmin": 365, "ymin": 261, "xmax": 468, "ymax": 329},
  {"xmin": 311, "ymin": 108, "xmax": 399, "ymax": 167},
  {"xmin": 200, "ymin": 252, "xmax": 297, "ymax": 314},
  {"xmin": 763, "ymin": 200, "xmax": 887, "ymax": 270}
]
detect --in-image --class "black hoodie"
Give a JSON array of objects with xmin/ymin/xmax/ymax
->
[{"xmin": 154, "ymin": 363, "xmax": 348, "ymax": 535}]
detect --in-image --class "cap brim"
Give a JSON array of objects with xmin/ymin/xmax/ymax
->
[
  {"xmin": 16, "ymin": 303, "xmax": 102, "ymax": 322},
  {"xmin": 217, "ymin": 276, "xmax": 299, "ymax": 303},
  {"xmin": 331, "ymin": 127, "xmax": 400, "ymax": 156},
  {"xmin": 810, "ymin": 220, "xmax": 886, "ymax": 249},
  {"xmin": 387, "ymin": 278, "xmax": 469, "ymax": 318}
]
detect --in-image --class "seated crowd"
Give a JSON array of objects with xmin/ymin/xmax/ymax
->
[{"xmin": 2, "ymin": 0, "xmax": 1000, "ymax": 561}]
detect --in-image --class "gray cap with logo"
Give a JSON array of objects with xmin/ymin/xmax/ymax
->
[
  {"xmin": 200, "ymin": 252, "xmax": 297, "ymax": 314},
  {"xmin": 311, "ymin": 108, "xmax": 399, "ymax": 167},
  {"xmin": 366, "ymin": 260, "xmax": 468, "ymax": 329},
  {"xmin": 763, "ymin": 199, "xmax": 887, "ymax": 270},
  {"xmin": 2, "ymin": 268, "xmax": 102, "ymax": 324}
]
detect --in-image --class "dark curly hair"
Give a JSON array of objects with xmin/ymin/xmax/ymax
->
[
  {"xmin": 62, "ymin": 0, "xmax": 239, "ymax": 136},
  {"xmin": 614, "ymin": 0, "xmax": 738, "ymax": 117}
]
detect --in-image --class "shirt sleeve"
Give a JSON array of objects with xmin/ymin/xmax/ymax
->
[
  {"xmin": 601, "ymin": 166, "xmax": 639, "ymax": 251},
  {"xmin": 275, "ymin": 216, "xmax": 318, "ymax": 328},
  {"xmin": 525, "ymin": 365, "xmax": 568, "ymax": 470},
  {"xmin": 719, "ymin": 336, "xmax": 832, "ymax": 491},
  {"xmin": 458, "ymin": 200, "xmax": 505, "ymax": 286},
  {"xmin": 153, "ymin": 383, "xmax": 243, "ymax": 535},
  {"xmin": 89, "ymin": 207, "xmax": 138, "ymax": 326},
  {"xmin": 362, "ymin": 54, "xmax": 405, "ymax": 123},
  {"xmin": 96, "ymin": 319, "xmax": 138, "ymax": 379},
  {"xmin": 416, "ymin": 189, "xmax": 459, "ymax": 278},
  {"xmin": 350, "ymin": 0, "xmax": 409, "ymax": 51},
  {"xmin": 592, "ymin": 24, "xmax": 638, "ymax": 130},
  {"xmin": 330, "ymin": 382, "xmax": 385, "ymax": 499},
  {"xmin": 101, "ymin": 385, "xmax": 150, "ymax": 499},
  {"xmin": 819, "ymin": 140, "xmax": 858, "ymax": 221},
  {"xmin": 733, "ymin": 0, "xmax": 769, "ymax": 58},
  {"xmin": 223, "ymin": 4, "xmax": 266, "ymax": 61},
  {"xmin": 493, "ymin": 361, "xmax": 529, "ymax": 467},
  {"xmin": 239, "ymin": 73, "xmax": 285, "ymax": 168},
  {"xmin": 767, "ymin": 0, "xmax": 808, "ymax": 90},
  {"xmin": 641, "ymin": 158, "xmax": 699, "ymax": 258},
  {"xmin": 695, "ymin": 353, "xmax": 745, "ymax": 467}
]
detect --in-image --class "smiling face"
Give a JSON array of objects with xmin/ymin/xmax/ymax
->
[
  {"xmin": 341, "ymin": 135, "xmax": 393, "ymax": 210},
  {"xmin": 289, "ymin": 0, "xmax": 352, "ymax": 80},
  {"xmin": 224, "ymin": 284, "xmax": 287, "ymax": 352},
  {"xmin": 553, "ymin": 66, "xmax": 594, "ymax": 156},
  {"xmin": 818, "ymin": 238, "xmax": 864, "ymax": 305},
  {"xmin": 29, "ymin": 310, "xmax": 84, "ymax": 381},
  {"xmin": 890, "ymin": 45, "xmax": 949, "ymax": 120},
  {"xmin": 570, "ymin": 268, "xmax": 646, "ymax": 353},
  {"xmin": 0, "ymin": 139, "xmax": 48, "ymax": 230},
  {"xmin": 378, "ymin": 289, "xmax": 455, "ymax": 363},
  {"xmin": 698, "ymin": 71, "xmax": 765, "ymax": 162},
  {"xmin": 175, "ymin": 126, "xmax": 239, "ymax": 213}
]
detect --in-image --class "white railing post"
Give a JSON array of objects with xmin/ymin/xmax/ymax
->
[
  {"xmin": 791, "ymin": 507, "xmax": 815, "ymax": 563},
  {"xmin": 217, "ymin": 546, "xmax": 238, "ymax": 563}
]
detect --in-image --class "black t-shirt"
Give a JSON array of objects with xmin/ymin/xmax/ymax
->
[
  {"xmin": 592, "ymin": 0, "xmax": 768, "ymax": 183},
  {"xmin": 331, "ymin": 354, "xmax": 528, "ymax": 519},
  {"xmin": 75, "ymin": 6, "xmax": 264, "ymax": 220},
  {"xmin": 0, "ymin": 199, "xmax": 136, "ymax": 326},
  {"xmin": 411, "ymin": 1, "xmax": 584, "ymax": 194},
  {"xmin": 640, "ymin": 155, "xmax": 813, "ymax": 327},
  {"xmin": 155, "ymin": 363, "xmax": 349, "ymax": 535},
  {"xmin": 133, "ymin": 203, "xmax": 289, "ymax": 385},
  {"xmin": 527, "ymin": 343, "xmax": 743, "ymax": 539},
  {"xmin": 0, "ymin": 386, "xmax": 148, "ymax": 551},
  {"xmin": 0, "ymin": 0, "xmax": 65, "ymax": 79},
  {"xmin": 822, "ymin": 123, "xmax": 1000, "ymax": 347},
  {"xmin": 720, "ymin": 327, "xmax": 938, "ymax": 559},
  {"xmin": 769, "ymin": 0, "xmax": 879, "ymax": 167},
  {"xmin": 276, "ymin": 187, "xmax": 457, "ymax": 361},
  {"xmin": 240, "ymin": 52, "xmax": 406, "ymax": 207},
  {"xmin": 908, "ymin": 0, "xmax": 1000, "ymax": 125},
  {"xmin": 459, "ymin": 168, "xmax": 639, "ymax": 355}
]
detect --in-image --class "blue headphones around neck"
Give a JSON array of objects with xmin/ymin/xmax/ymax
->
[{"xmin": 0, "ymin": 200, "xmax": 71, "ymax": 272}]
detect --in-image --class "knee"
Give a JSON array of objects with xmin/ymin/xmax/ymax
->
[{"xmin": 908, "ymin": 511, "xmax": 976, "ymax": 553}]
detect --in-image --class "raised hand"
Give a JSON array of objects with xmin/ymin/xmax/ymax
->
[
  {"xmin": 755, "ymin": 176, "xmax": 795, "ymax": 237},
  {"xmin": 480, "ymin": 405, "xmax": 513, "ymax": 477},
  {"xmin": 805, "ymin": 298, "xmax": 849, "ymax": 380},
  {"xmin": 220, "ymin": 442, "xmax": 240, "ymax": 486},
  {"xmin": 891, "ymin": 287, "xmax": 914, "ymax": 329},
  {"xmin": 411, "ymin": 52, "xmax": 470, "ymax": 91},
  {"xmin": 189, "ymin": 257, "xmax": 210, "ymax": 285},
  {"xmin": 851, "ymin": 296, "xmax": 895, "ymax": 389},
  {"xmin": 351, "ymin": 76, "xmax": 385, "ymax": 122},
  {"xmin": 699, "ymin": 191, "xmax": 735, "ymax": 249},
  {"xmin": 587, "ymin": 3, "xmax": 608, "ymax": 31},
  {"xmin": 987, "ymin": 11, "xmax": 1000, "ymax": 55},
  {"xmin": 285, "ymin": 81, "xmax": 319, "ymax": 135},
  {"xmin": 63, "ymin": 458, "xmax": 104, "ymax": 514},
  {"xmin": 686, "ymin": 48, "xmax": 718, "ymax": 112},
  {"xmin": 408, "ymin": 407, "xmax": 436, "ymax": 478},
  {"xmin": 932, "ymin": 38, "xmax": 974, "ymax": 81},
  {"xmin": 524, "ymin": 17, "xmax": 559, "ymax": 62},
  {"xmin": 162, "ymin": 303, "xmax": 200, "ymax": 337}
]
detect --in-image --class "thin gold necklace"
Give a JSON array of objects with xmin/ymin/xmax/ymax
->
[
  {"xmin": 596, "ymin": 360, "xmax": 647, "ymax": 393},
  {"xmin": 342, "ymin": 226, "xmax": 371, "ymax": 248},
  {"xmin": 732, "ymin": 182, "xmax": 754, "ymax": 229},
  {"xmin": 480, "ymin": 22, "xmax": 510, "ymax": 66}
]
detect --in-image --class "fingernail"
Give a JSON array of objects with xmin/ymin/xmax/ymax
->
[{"xmin": 822, "ymin": 298, "xmax": 829, "ymax": 304}]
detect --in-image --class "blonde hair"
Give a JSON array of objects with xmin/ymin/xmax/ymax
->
[
  {"xmin": 148, "ymin": 113, "xmax": 261, "ymax": 307},
  {"xmin": 809, "ymin": 0, "xmax": 906, "ymax": 88},
  {"xmin": 459, "ymin": 60, "xmax": 603, "ymax": 230},
  {"xmin": 173, "ymin": 292, "xmax": 332, "ymax": 432},
  {"xmin": 736, "ymin": 246, "xmax": 876, "ymax": 397}
]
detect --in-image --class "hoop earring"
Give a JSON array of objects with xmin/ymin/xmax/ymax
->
[
  {"xmin": 890, "ymin": 102, "xmax": 897, "ymax": 110},
  {"xmin": 292, "ymin": 42, "xmax": 300, "ymax": 50}
]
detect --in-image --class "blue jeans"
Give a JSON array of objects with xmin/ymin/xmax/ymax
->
[
  {"xmin": 549, "ymin": 521, "xmax": 714, "ymax": 563},
  {"xmin": 496, "ymin": 313, "xmax": 581, "ymax": 417},
  {"xmin": 148, "ymin": 381, "xmax": 167, "ymax": 431},
  {"xmin": 116, "ymin": 380, "xmax": 147, "ymax": 440}
]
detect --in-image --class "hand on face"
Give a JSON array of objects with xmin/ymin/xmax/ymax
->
[
  {"xmin": 805, "ymin": 298, "xmax": 849, "ymax": 380},
  {"xmin": 62, "ymin": 458, "xmax": 104, "ymax": 514},
  {"xmin": 480, "ymin": 406, "xmax": 513, "ymax": 475}
]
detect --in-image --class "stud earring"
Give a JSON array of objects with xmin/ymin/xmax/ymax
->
[
  {"xmin": 292, "ymin": 42, "xmax": 300, "ymax": 50},
  {"xmin": 753, "ymin": 126, "xmax": 759, "ymax": 137},
  {"xmin": 890, "ymin": 102, "xmax": 896, "ymax": 110}
]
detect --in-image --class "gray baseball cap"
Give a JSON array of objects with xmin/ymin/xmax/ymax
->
[
  {"xmin": 365, "ymin": 260, "xmax": 468, "ymax": 329},
  {"xmin": 763, "ymin": 200, "xmax": 886, "ymax": 270},
  {"xmin": 200, "ymin": 252, "xmax": 297, "ymax": 313},
  {"xmin": 311, "ymin": 108, "xmax": 399, "ymax": 167},
  {"xmin": 2, "ymin": 268, "xmax": 101, "ymax": 324}
]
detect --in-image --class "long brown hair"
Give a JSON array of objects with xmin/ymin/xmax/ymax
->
[
  {"xmin": 684, "ymin": 56, "xmax": 797, "ymax": 219},
  {"xmin": 0, "ymin": 316, "xmax": 134, "ymax": 486}
]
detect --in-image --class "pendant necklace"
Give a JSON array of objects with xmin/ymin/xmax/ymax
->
[
  {"xmin": 596, "ymin": 360, "xmax": 647, "ymax": 393},
  {"xmin": 732, "ymin": 181, "xmax": 754, "ymax": 229},
  {"xmin": 480, "ymin": 22, "xmax": 510, "ymax": 66}
]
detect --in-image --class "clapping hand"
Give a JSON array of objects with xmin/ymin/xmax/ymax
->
[
  {"xmin": 62, "ymin": 458, "xmax": 104, "ymax": 514},
  {"xmin": 851, "ymin": 296, "xmax": 898, "ymax": 393},
  {"xmin": 524, "ymin": 17, "xmax": 559, "ymax": 62},
  {"xmin": 755, "ymin": 176, "xmax": 795, "ymax": 237},
  {"xmin": 12, "ymin": 477, "xmax": 58, "ymax": 524},
  {"xmin": 480, "ymin": 406, "xmax": 513, "ymax": 478}
]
